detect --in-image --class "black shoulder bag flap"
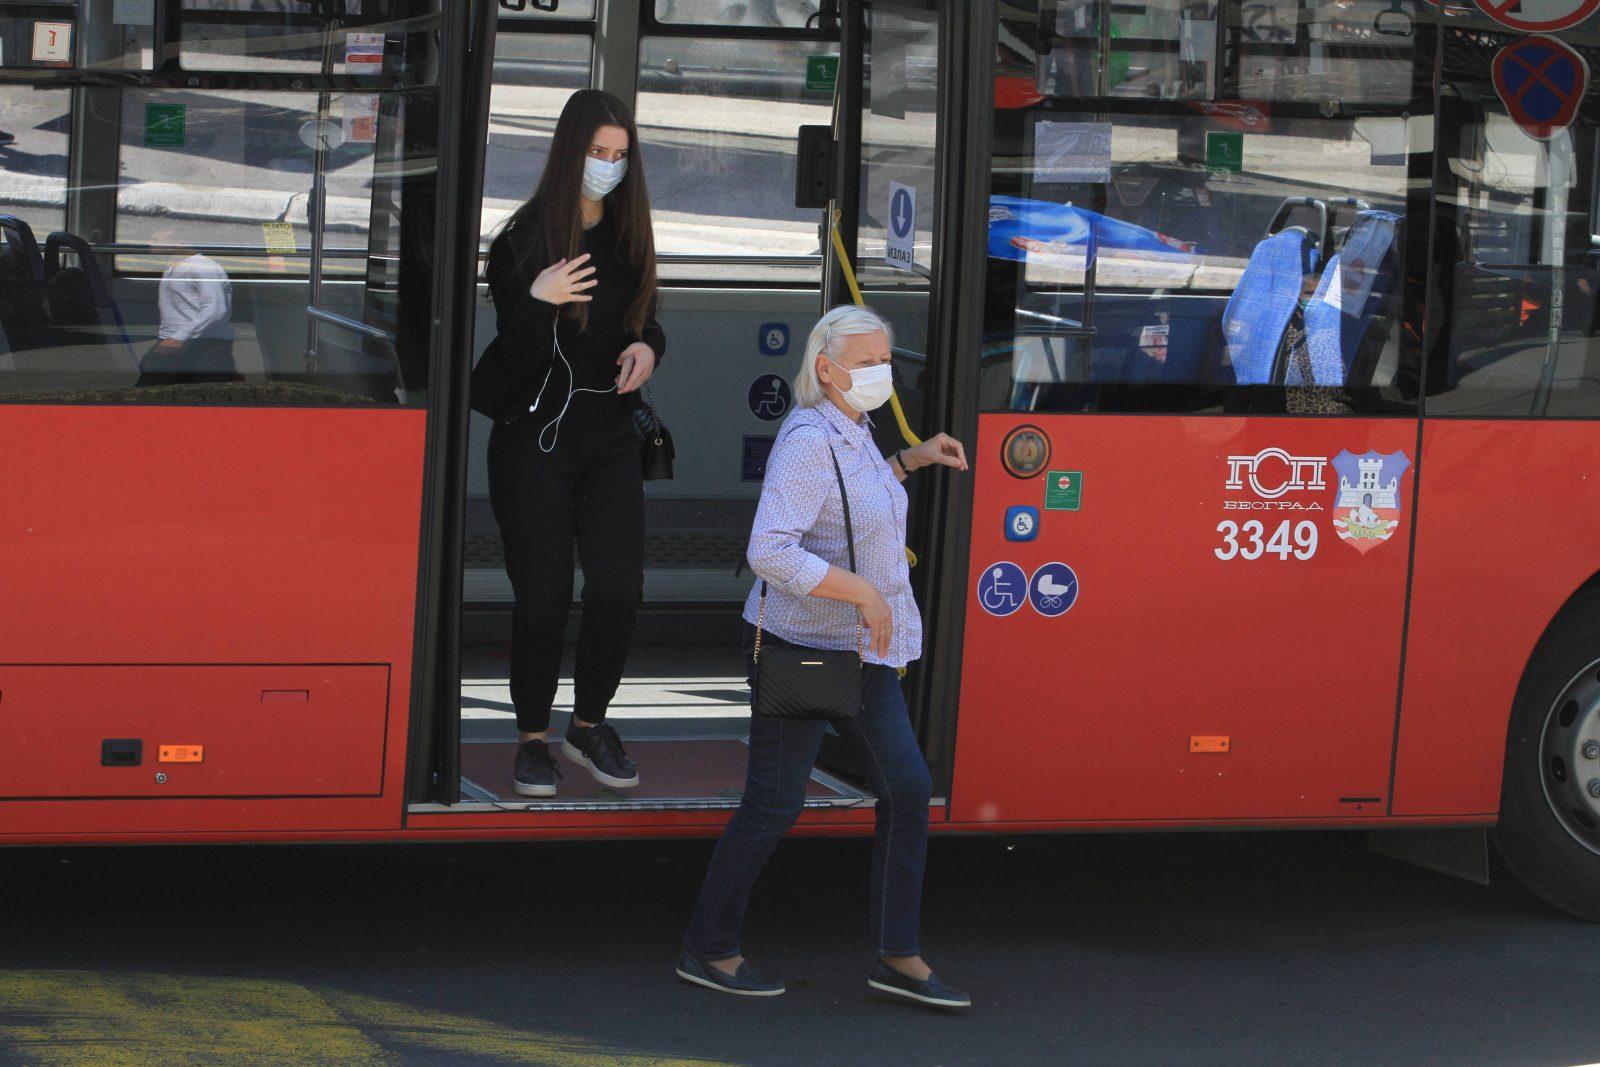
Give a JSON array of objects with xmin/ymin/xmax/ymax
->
[
  {"xmin": 751, "ymin": 444, "xmax": 863, "ymax": 720},
  {"xmin": 625, "ymin": 387, "xmax": 675, "ymax": 481}
]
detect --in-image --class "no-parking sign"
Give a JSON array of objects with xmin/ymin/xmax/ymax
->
[
  {"xmin": 1474, "ymin": 0, "xmax": 1600, "ymax": 31},
  {"xmin": 1493, "ymin": 35, "xmax": 1590, "ymax": 140}
]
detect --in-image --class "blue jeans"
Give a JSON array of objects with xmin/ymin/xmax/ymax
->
[{"xmin": 684, "ymin": 645, "xmax": 933, "ymax": 960}]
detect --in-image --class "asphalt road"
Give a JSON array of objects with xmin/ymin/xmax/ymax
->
[{"xmin": 0, "ymin": 829, "xmax": 1593, "ymax": 1066}]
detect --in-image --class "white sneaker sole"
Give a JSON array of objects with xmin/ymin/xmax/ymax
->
[
  {"xmin": 511, "ymin": 780, "xmax": 557, "ymax": 798},
  {"xmin": 561, "ymin": 740, "xmax": 640, "ymax": 789},
  {"xmin": 675, "ymin": 967, "xmax": 785, "ymax": 997},
  {"xmin": 867, "ymin": 977, "xmax": 971, "ymax": 1008}
]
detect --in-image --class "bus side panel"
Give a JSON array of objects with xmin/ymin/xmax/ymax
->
[
  {"xmin": 1392, "ymin": 420, "xmax": 1600, "ymax": 816},
  {"xmin": 0, "ymin": 407, "xmax": 425, "ymax": 834},
  {"xmin": 951, "ymin": 414, "xmax": 1413, "ymax": 825}
]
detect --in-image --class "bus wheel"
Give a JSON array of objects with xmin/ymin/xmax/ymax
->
[{"xmin": 1495, "ymin": 597, "xmax": 1600, "ymax": 921}]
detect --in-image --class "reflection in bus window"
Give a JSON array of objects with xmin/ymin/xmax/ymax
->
[
  {"xmin": 0, "ymin": 88, "xmax": 70, "ymax": 239},
  {"xmin": 653, "ymin": 0, "xmax": 818, "ymax": 30},
  {"xmin": 634, "ymin": 37, "xmax": 833, "ymax": 267},
  {"xmin": 115, "ymin": 91, "xmax": 325, "ymax": 273},
  {"xmin": 178, "ymin": 0, "xmax": 439, "ymax": 78},
  {"xmin": 1427, "ymin": 33, "xmax": 1600, "ymax": 418},
  {"xmin": 989, "ymin": 0, "xmax": 1427, "ymax": 414},
  {"xmin": 482, "ymin": 34, "xmax": 594, "ymax": 243},
  {"xmin": 1033, "ymin": 0, "xmax": 1414, "ymax": 104},
  {"xmin": 0, "ymin": 73, "xmax": 435, "ymax": 404},
  {"xmin": 984, "ymin": 109, "xmax": 1413, "ymax": 414}
]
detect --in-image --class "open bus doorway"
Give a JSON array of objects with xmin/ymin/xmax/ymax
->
[{"xmin": 445, "ymin": 0, "xmax": 956, "ymax": 813}]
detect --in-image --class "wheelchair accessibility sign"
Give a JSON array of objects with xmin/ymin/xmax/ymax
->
[
  {"xmin": 1028, "ymin": 562, "xmax": 1079, "ymax": 618},
  {"xmin": 977, "ymin": 561, "xmax": 1027, "ymax": 617},
  {"xmin": 747, "ymin": 374, "xmax": 792, "ymax": 421}
]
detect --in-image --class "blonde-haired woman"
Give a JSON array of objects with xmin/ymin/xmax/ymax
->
[{"xmin": 677, "ymin": 305, "xmax": 972, "ymax": 1008}]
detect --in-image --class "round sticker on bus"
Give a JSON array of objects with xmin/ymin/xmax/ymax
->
[
  {"xmin": 1473, "ymin": 0, "xmax": 1600, "ymax": 33},
  {"xmin": 1001, "ymin": 424, "xmax": 1051, "ymax": 479}
]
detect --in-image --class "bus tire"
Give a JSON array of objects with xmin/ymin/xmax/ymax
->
[{"xmin": 1494, "ymin": 594, "xmax": 1600, "ymax": 922}]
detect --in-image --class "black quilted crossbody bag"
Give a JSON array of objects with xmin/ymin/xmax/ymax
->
[{"xmin": 751, "ymin": 445, "xmax": 863, "ymax": 721}]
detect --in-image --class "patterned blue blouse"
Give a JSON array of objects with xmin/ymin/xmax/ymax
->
[{"xmin": 742, "ymin": 401, "xmax": 921, "ymax": 668}]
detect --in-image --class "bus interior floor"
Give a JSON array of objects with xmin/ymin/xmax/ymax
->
[{"xmin": 457, "ymin": 643, "xmax": 873, "ymax": 808}]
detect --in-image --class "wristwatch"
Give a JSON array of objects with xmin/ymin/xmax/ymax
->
[{"xmin": 892, "ymin": 449, "xmax": 910, "ymax": 476}]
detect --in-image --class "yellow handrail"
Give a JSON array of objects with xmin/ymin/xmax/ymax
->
[
  {"xmin": 828, "ymin": 209, "xmax": 921, "ymax": 571},
  {"xmin": 828, "ymin": 209, "xmax": 922, "ymax": 449}
]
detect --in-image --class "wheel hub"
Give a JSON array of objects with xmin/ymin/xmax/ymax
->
[{"xmin": 1538, "ymin": 657, "xmax": 1600, "ymax": 855}]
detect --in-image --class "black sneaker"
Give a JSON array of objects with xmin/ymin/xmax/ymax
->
[
  {"xmin": 561, "ymin": 722, "xmax": 639, "ymax": 788},
  {"xmin": 867, "ymin": 958, "xmax": 971, "ymax": 1009},
  {"xmin": 512, "ymin": 739, "xmax": 561, "ymax": 798},
  {"xmin": 676, "ymin": 948, "xmax": 785, "ymax": 997}
]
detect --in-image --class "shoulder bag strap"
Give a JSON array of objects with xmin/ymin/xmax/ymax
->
[
  {"xmin": 755, "ymin": 434, "xmax": 861, "ymax": 660},
  {"xmin": 827, "ymin": 444, "xmax": 856, "ymax": 574}
]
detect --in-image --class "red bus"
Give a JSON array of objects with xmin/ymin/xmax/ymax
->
[{"xmin": 4, "ymin": 0, "xmax": 1600, "ymax": 920}]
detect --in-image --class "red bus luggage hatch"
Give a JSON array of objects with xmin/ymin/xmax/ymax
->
[{"xmin": 0, "ymin": 665, "xmax": 389, "ymax": 799}]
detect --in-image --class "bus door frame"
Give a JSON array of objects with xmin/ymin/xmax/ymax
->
[
  {"xmin": 403, "ymin": 0, "xmax": 500, "ymax": 809},
  {"xmin": 830, "ymin": 0, "xmax": 996, "ymax": 799}
]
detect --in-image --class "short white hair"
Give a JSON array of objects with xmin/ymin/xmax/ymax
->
[{"xmin": 793, "ymin": 304, "xmax": 895, "ymax": 408}]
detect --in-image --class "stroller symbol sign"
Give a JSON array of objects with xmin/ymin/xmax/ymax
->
[{"xmin": 1028, "ymin": 563, "xmax": 1079, "ymax": 617}]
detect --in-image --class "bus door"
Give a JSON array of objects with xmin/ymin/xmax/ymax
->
[
  {"xmin": 946, "ymin": 0, "xmax": 1431, "ymax": 824},
  {"xmin": 828, "ymin": 0, "xmax": 971, "ymax": 791}
]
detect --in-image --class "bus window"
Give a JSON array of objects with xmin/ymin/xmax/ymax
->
[
  {"xmin": 178, "ymin": 0, "xmax": 440, "ymax": 80},
  {"xmin": 651, "ymin": 0, "xmax": 819, "ymax": 30},
  {"xmin": 0, "ymin": 88, "xmax": 70, "ymax": 239},
  {"xmin": 483, "ymin": 32, "xmax": 595, "ymax": 243},
  {"xmin": 634, "ymin": 36, "xmax": 834, "ymax": 273},
  {"xmin": 985, "ymin": 0, "xmax": 1422, "ymax": 415},
  {"xmin": 0, "ymin": 10, "xmax": 443, "ymax": 404},
  {"xmin": 1037, "ymin": 0, "xmax": 1415, "ymax": 104},
  {"xmin": 1426, "ymin": 31, "xmax": 1600, "ymax": 419}
]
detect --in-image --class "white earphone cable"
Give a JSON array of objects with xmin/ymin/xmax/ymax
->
[{"xmin": 533, "ymin": 315, "xmax": 616, "ymax": 454}]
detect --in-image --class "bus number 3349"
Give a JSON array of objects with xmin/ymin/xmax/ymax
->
[{"xmin": 1214, "ymin": 519, "xmax": 1319, "ymax": 561}]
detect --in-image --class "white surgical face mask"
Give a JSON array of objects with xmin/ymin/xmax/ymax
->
[
  {"xmin": 582, "ymin": 155, "xmax": 627, "ymax": 200},
  {"xmin": 829, "ymin": 358, "xmax": 893, "ymax": 413}
]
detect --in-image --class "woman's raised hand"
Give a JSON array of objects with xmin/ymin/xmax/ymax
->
[
  {"xmin": 905, "ymin": 432, "xmax": 969, "ymax": 473},
  {"xmin": 529, "ymin": 253, "xmax": 596, "ymax": 305}
]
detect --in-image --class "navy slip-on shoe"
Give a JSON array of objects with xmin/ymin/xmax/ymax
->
[
  {"xmin": 867, "ymin": 958, "xmax": 972, "ymax": 1009},
  {"xmin": 676, "ymin": 949, "xmax": 785, "ymax": 997}
]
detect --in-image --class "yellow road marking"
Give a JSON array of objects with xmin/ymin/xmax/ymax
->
[{"xmin": 0, "ymin": 971, "xmax": 728, "ymax": 1066}]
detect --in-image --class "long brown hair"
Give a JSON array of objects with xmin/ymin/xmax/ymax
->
[{"xmin": 499, "ymin": 89, "xmax": 658, "ymax": 338}]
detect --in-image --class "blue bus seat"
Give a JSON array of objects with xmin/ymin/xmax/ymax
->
[
  {"xmin": 1299, "ymin": 210, "xmax": 1401, "ymax": 387},
  {"xmin": 0, "ymin": 215, "xmax": 51, "ymax": 354},
  {"xmin": 1218, "ymin": 226, "xmax": 1319, "ymax": 385},
  {"xmin": 44, "ymin": 231, "xmax": 140, "ymax": 373}
]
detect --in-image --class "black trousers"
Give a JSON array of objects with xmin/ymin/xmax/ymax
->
[
  {"xmin": 488, "ymin": 410, "xmax": 645, "ymax": 734},
  {"xmin": 137, "ymin": 337, "xmax": 240, "ymax": 386}
]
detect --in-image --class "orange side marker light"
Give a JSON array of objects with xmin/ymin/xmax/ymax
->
[
  {"xmin": 158, "ymin": 745, "xmax": 204, "ymax": 763},
  {"xmin": 1189, "ymin": 736, "xmax": 1230, "ymax": 754}
]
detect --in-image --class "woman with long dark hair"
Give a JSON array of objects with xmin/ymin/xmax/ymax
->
[{"xmin": 479, "ymin": 89, "xmax": 663, "ymax": 798}]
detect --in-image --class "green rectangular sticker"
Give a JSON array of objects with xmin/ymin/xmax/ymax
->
[
  {"xmin": 1205, "ymin": 130, "xmax": 1242, "ymax": 173},
  {"xmin": 805, "ymin": 54, "xmax": 839, "ymax": 94},
  {"xmin": 1045, "ymin": 470, "xmax": 1082, "ymax": 511},
  {"xmin": 144, "ymin": 102, "xmax": 186, "ymax": 147}
]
